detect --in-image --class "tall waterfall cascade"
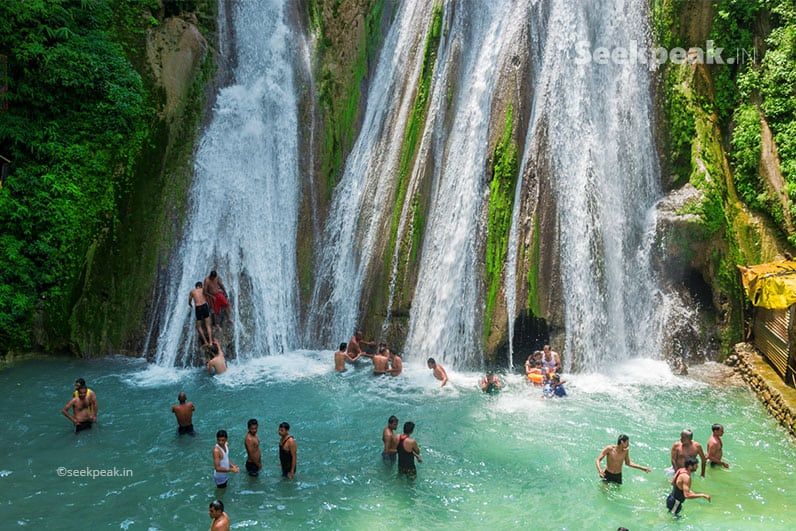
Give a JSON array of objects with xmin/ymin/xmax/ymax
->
[{"xmin": 154, "ymin": 0, "xmax": 303, "ymax": 367}]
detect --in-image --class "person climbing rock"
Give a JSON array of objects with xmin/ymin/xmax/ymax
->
[
  {"xmin": 204, "ymin": 270, "xmax": 230, "ymax": 325},
  {"xmin": 189, "ymin": 281, "xmax": 213, "ymax": 346}
]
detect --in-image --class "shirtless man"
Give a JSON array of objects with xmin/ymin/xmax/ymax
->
[
  {"xmin": 671, "ymin": 429, "xmax": 706, "ymax": 478},
  {"xmin": 62, "ymin": 384, "xmax": 96, "ymax": 433},
  {"xmin": 244, "ymin": 419, "xmax": 262, "ymax": 477},
  {"xmin": 347, "ymin": 330, "xmax": 375, "ymax": 359},
  {"xmin": 667, "ymin": 457, "xmax": 711, "ymax": 516},
  {"xmin": 190, "ymin": 281, "xmax": 213, "ymax": 346},
  {"xmin": 204, "ymin": 270, "xmax": 230, "ymax": 322},
  {"xmin": 72, "ymin": 378, "xmax": 98, "ymax": 418},
  {"xmin": 707, "ymin": 424, "xmax": 729, "ymax": 469},
  {"xmin": 208, "ymin": 499, "xmax": 230, "ymax": 531},
  {"xmin": 207, "ymin": 339, "xmax": 227, "ymax": 375},
  {"xmin": 171, "ymin": 391, "xmax": 195, "ymax": 435},
  {"xmin": 387, "ymin": 351, "xmax": 403, "ymax": 376},
  {"xmin": 595, "ymin": 434, "xmax": 651, "ymax": 484},
  {"xmin": 382, "ymin": 415, "xmax": 399, "ymax": 466},
  {"xmin": 334, "ymin": 342, "xmax": 348, "ymax": 372},
  {"xmin": 427, "ymin": 358, "xmax": 448, "ymax": 387},
  {"xmin": 372, "ymin": 347, "xmax": 390, "ymax": 375},
  {"xmin": 541, "ymin": 344, "xmax": 561, "ymax": 372}
]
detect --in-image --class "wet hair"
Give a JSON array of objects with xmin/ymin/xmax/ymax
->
[
  {"xmin": 712, "ymin": 424, "xmax": 723, "ymax": 432},
  {"xmin": 684, "ymin": 456, "xmax": 699, "ymax": 468},
  {"xmin": 210, "ymin": 345, "xmax": 219, "ymax": 355},
  {"xmin": 617, "ymin": 434, "xmax": 629, "ymax": 445},
  {"xmin": 248, "ymin": 419, "xmax": 258, "ymax": 428},
  {"xmin": 75, "ymin": 378, "xmax": 86, "ymax": 387},
  {"xmin": 378, "ymin": 347, "xmax": 386, "ymax": 354},
  {"xmin": 76, "ymin": 384, "xmax": 87, "ymax": 392},
  {"xmin": 388, "ymin": 415, "xmax": 398, "ymax": 425},
  {"xmin": 216, "ymin": 430, "xmax": 228, "ymax": 439},
  {"xmin": 618, "ymin": 528, "xmax": 629, "ymax": 531},
  {"xmin": 210, "ymin": 270, "xmax": 218, "ymax": 278},
  {"xmin": 279, "ymin": 422, "xmax": 290, "ymax": 431},
  {"xmin": 339, "ymin": 342, "xmax": 347, "ymax": 351},
  {"xmin": 178, "ymin": 392, "xmax": 187, "ymax": 403},
  {"xmin": 209, "ymin": 499, "xmax": 224, "ymax": 512},
  {"xmin": 403, "ymin": 421, "xmax": 415, "ymax": 435},
  {"xmin": 427, "ymin": 358, "xmax": 436, "ymax": 365},
  {"xmin": 195, "ymin": 281, "xmax": 202, "ymax": 288},
  {"xmin": 681, "ymin": 429, "xmax": 693, "ymax": 441}
]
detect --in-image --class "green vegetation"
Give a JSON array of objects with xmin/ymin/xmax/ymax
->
[
  {"xmin": 526, "ymin": 214, "xmax": 541, "ymax": 316},
  {"xmin": 0, "ymin": 0, "xmax": 163, "ymax": 353},
  {"xmin": 385, "ymin": 3, "xmax": 443, "ymax": 287},
  {"xmin": 310, "ymin": 0, "xmax": 385, "ymax": 199},
  {"xmin": 483, "ymin": 106, "xmax": 519, "ymax": 339}
]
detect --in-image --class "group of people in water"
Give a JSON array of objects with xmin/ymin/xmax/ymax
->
[
  {"xmin": 60, "ymin": 317, "xmax": 732, "ymax": 528},
  {"xmin": 594, "ymin": 426, "xmax": 729, "ymax": 516}
]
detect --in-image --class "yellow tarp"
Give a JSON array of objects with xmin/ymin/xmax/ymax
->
[{"xmin": 739, "ymin": 260, "xmax": 796, "ymax": 309}]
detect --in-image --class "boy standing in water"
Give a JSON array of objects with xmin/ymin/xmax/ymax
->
[
  {"xmin": 212, "ymin": 430, "xmax": 239, "ymax": 488},
  {"xmin": 707, "ymin": 424, "xmax": 729, "ymax": 469},
  {"xmin": 397, "ymin": 421, "xmax": 422, "ymax": 478},
  {"xmin": 171, "ymin": 391, "xmax": 195, "ymax": 435},
  {"xmin": 244, "ymin": 419, "xmax": 262, "ymax": 476},
  {"xmin": 278, "ymin": 422, "xmax": 297, "ymax": 479},
  {"xmin": 595, "ymin": 434, "xmax": 651, "ymax": 484},
  {"xmin": 334, "ymin": 343, "xmax": 347, "ymax": 372},
  {"xmin": 667, "ymin": 457, "xmax": 711, "ymax": 515},
  {"xmin": 382, "ymin": 415, "xmax": 399, "ymax": 466}
]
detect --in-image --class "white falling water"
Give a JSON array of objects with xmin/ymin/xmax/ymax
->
[
  {"xmin": 306, "ymin": 1, "xmax": 436, "ymax": 344},
  {"xmin": 505, "ymin": 0, "xmax": 672, "ymax": 370},
  {"xmin": 404, "ymin": 0, "xmax": 532, "ymax": 367},
  {"xmin": 154, "ymin": 0, "xmax": 302, "ymax": 366}
]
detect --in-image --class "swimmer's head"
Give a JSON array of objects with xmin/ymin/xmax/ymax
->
[
  {"xmin": 195, "ymin": 281, "xmax": 202, "ymax": 288},
  {"xmin": 209, "ymin": 499, "xmax": 224, "ymax": 518},
  {"xmin": 617, "ymin": 434, "xmax": 629, "ymax": 446},
  {"xmin": 278, "ymin": 422, "xmax": 290, "ymax": 437},
  {"xmin": 684, "ymin": 456, "xmax": 698, "ymax": 470},
  {"xmin": 210, "ymin": 345, "xmax": 219, "ymax": 355},
  {"xmin": 74, "ymin": 378, "xmax": 86, "ymax": 389},
  {"xmin": 248, "ymin": 419, "xmax": 258, "ymax": 433},
  {"xmin": 388, "ymin": 415, "xmax": 398, "ymax": 429},
  {"xmin": 178, "ymin": 391, "xmax": 187, "ymax": 403},
  {"xmin": 427, "ymin": 358, "xmax": 436, "ymax": 368},
  {"xmin": 339, "ymin": 342, "xmax": 347, "ymax": 351},
  {"xmin": 209, "ymin": 270, "xmax": 218, "ymax": 279},
  {"xmin": 216, "ymin": 430, "xmax": 228, "ymax": 443},
  {"xmin": 712, "ymin": 424, "xmax": 724, "ymax": 435},
  {"xmin": 403, "ymin": 421, "xmax": 415, "ymax": 435},
  {"xmin": 680, "ymin": 429, "xmax": 693, "ymax": 442}
]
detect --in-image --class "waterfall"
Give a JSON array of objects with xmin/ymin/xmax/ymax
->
[
  {"xmin": 506, "ymin": 0, "xmax": 669, "ymax": 370},
  {"xmin": 404, "ymin": 0, "xmax": 532, "ymax": 367},
  {"xmin": 306, "ymin": 1, "xmax": 436, "ymax": 344},
  {"xmin": 153, "ymin": 0, "xmax": 302, "ymax": 366}
]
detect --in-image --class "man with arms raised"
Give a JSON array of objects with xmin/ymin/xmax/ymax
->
[
  {"xmin": 189, "ymin": 281, "xmax": 213, "ymax": 346},
  {"xmin": 62, "ymin": 384, "xmax": 96, "ymax": 433},
  {"xmin": 707, "ymin": 424, "xmax": 729, "ymax": 469},
  {"xmin": 208, "ymin": 499, "xmax": 230, "ymax": 531},
  {"xmin": 595, "ymin": 434, "xmax": 651, "ymax": 484},
  {"xmin": 427, "ymin": 358, "xmax": 448, "ymax": 387},
  {"xmin": 244, "ymin": 419, "xmax": 262, "ymax": 477},
  {"xmin": 171, "ymin": 391, "xmax": 195, "ymax": 436},
  {"xmin": 382, "ymin": 415, "xmax": 399, "ymax": 466},
  {"xmin": 666, "ymin": 456, "xmax": 711, "ymax": 516},
  {"xmin": 671, "ymin": 429, "xmax": 706, "ymax": 478}
]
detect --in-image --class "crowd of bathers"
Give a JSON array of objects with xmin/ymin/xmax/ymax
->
[{"xmin": 524, "ymin": 344, "xmax": 567, "ymax": 397}]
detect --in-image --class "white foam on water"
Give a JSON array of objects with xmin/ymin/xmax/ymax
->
[
  {"xmin": 214, "ymin": 350, "xmax": 332, "ymax": 388},
  {"xmin": 122, "ymin": 364, "xmax": 194, "ymax": 388}
]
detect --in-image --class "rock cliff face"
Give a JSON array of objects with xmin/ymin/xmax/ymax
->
[
  {"xmin": 652, "ymin": 0, "xmax": 794, "ymax": 363},
  {"xmin": 70, "ymin": 1, "xmax": 218, "ymax": 356}
]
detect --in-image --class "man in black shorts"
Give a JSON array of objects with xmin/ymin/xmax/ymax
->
[
  {"xmin": 595, "ymin": 434, "xmax": 651, "ymax": 484},
  {"xmin": 189, "ymin": 281, "xmax": 212, "ymax": 346}
]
